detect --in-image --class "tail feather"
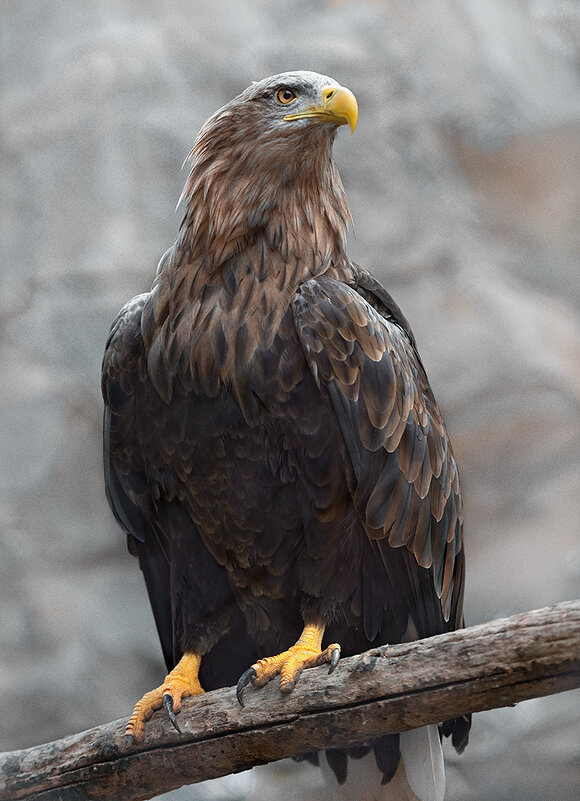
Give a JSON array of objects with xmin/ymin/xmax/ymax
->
[
  {"xmin": 400, "ymin": 725, "xmax": 445, "ymax": 801},
  {"xmin": 318, "ymin": 726, "xmax": 444, "ymax": 800}
]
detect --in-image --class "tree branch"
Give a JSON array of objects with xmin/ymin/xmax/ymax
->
[{"xmin": 1, "ymin": 601, "xmax": 578, "ymax": 801}]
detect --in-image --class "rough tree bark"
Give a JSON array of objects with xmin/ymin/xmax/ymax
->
[{"xmin": 1, "ymin": 601, "xmax": 578, "ymax": 801}]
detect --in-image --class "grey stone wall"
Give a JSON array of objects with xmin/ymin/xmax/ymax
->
[{"xmin": 1, "ymin": 1, "xmax": 579, "ymax": 799}]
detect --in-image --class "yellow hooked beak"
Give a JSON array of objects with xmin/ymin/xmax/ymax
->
[{"xmin": 284, "ymin": 85, "xmax": 358, "ymax": 134}]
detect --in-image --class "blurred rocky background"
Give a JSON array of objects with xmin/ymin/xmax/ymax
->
[{"xmin": 1, "ymin": 1, "xmax": 579, "ymax": 799}]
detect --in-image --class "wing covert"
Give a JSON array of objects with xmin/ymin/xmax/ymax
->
[{"xmin": 292, "ymin": 274, "xmax": 464, "ymax": 628}]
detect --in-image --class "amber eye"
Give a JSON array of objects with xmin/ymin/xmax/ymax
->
[{"xmin": 275, "ymin": 87, "xmax": 297, "ymax": 105}]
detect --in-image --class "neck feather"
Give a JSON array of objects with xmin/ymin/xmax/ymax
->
[
  {"xmin": 142, "ymin": 119, "xmax": 354, "ymax": 403},
  {"xmin": 177, "ymin": 117, "xmax": 352, "ymax": 273}
]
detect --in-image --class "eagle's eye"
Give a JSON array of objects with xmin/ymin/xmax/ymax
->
[{"xmin": 275, "ymin": 87, "xmax": 297, "ymax": 105}]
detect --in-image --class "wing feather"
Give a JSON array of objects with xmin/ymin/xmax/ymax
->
[
  {"xmin": 102, "ymin": 294, "xmax": 175, "ymax": 666},
  {"xmin": 102, "ymin": 290, "xmax": 245, "ymax": 673},
  {"xmin": 292, "ymin": 272, "xmax": 465, "ymax": 632}
]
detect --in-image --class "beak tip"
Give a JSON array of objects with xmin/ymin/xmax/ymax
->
[{"xmin": 332, "ymin": 85, "xmax": 358, "ymax": 135}]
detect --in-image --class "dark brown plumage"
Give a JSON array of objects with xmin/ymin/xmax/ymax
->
[{"xmin": 102, "ymin": 71, "xmax": 469, "ymax": 796}]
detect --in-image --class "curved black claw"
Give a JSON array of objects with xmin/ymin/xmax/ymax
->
[
  {"xmin": 328, "ymin": 645, "xmax": 341, "ymax": 674},
  {"xmin": 236, "ymin": 666, "xmax": 257, "ymax": 708},
  {"xmin": 163, "ymin": 693, "xmax": 182, "ymax": 734}
]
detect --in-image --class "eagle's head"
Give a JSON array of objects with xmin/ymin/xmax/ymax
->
[{"xmin": 179, "ymin": 71, "xmax": 358, "ymax": 264}]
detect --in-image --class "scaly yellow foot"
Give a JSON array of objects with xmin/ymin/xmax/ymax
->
[
  {"xmin": 236, "ymin": 622, "xmax": 340, "ymax": 706},
  {"xmin": 125, "ymin": 652, "xmax": 204, "ymax": 743}
]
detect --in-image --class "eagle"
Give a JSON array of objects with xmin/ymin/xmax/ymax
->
[{"xmin": 102, "ymin": 71, "xmax": 470, "ymax": 800}]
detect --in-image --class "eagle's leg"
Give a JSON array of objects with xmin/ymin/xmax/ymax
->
[
  {"xmin": 125, "ymin": 652, "xmax": 204, "ymax": 743},
  {"xmin": 236, "ymin": 622, "xmax": 340, "ymax": 706}
]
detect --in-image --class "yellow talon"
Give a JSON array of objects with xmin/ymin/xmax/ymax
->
[
  {"xmin": 125, "ymin": 652, "xmax": 204, "ymax": 742},
  {"xmin": 244, "ymin": 622, "xmax": 341, "ymax": 696}
]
